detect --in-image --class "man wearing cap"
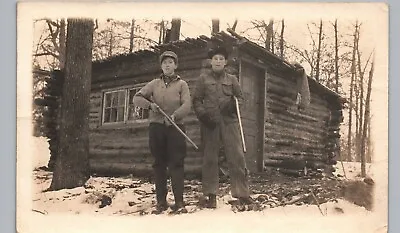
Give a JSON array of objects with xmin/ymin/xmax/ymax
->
[
  {"xmin": 192, "ymin": 46, "xmax": 253, "ymax": 208},
  {"xmin": 134, "ymin": 50, "xmax": 191, "ymax": 214}
]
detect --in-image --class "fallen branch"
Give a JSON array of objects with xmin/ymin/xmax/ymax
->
[
  {"xmin": 310, "ymin": 189, "xmax": 325, "ymax": 216},
  {"xmin": 32, "ymin": 209, "xmax": 48, "ymax": 215}
]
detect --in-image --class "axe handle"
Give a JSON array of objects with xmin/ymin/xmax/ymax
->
[{"xmin": 234, "ymin": 96, "xmax": 246, "ymax": 153}]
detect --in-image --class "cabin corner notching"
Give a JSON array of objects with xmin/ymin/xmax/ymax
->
[{"xmin": 89, "ymin": 32, "xmax": 344, "ymax": 177}]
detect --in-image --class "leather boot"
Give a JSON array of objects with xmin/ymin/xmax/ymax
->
[
  {"xmin": 238, "ymin": 196, "xmax": 254, "ymax": 205},
  {"xmin": 152, "ymin": 201, "xmax": 169, "ymax": 215},
  {"xmin": 207, "ymin": 194, "xmax": 217, "ymax": 209},
  {"xmin": 171, "ymin": 201, "xmax": 188, "ymax": 214},
  {"xmin": 154, "ymin": 167, "xmax": 168, "ymax": 205}
]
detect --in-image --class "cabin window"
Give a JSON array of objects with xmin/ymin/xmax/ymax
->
[
  {"xmin": 102, "ymin": 90, "xmax": 126, "ymax": 124},
  {"xmin": 127, "ymin": 88, "xmax": 150, "ymax": 121},
  {"xmin": 101, "ymin": 86, "xmax": 149, "ymax": 125}
]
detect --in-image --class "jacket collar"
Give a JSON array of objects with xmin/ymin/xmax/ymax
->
[{"xmin": 159, "ymin": 73, "xmax": 180, "ymax": 81}]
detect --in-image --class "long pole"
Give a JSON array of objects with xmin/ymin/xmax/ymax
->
[{"xmin": 234, "ymin": 96, "xmax": 246, "ymax": 153}]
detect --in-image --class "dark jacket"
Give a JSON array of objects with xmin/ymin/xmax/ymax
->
[{"xmin": 192, "ymin": 69, "xmax": 243, "ymax": 124}]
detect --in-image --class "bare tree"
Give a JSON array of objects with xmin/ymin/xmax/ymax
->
[
  {"xmin": 49, "ymin": 18, "xmax": 94, "ymax": 190},
  {"xmin": 315, "ymin": 20, "xmax": 323, "ymax": 82},
  {"xmin": 347, "ymin": 22, "xmax": 359, "ymax": 162},
  {"xmin": 33, "ymin": 19, "xmax": 67, "ymax": 69},
  {"xmin": 169, "ymin": 18, "xmax": 181, "ymax": 42},
  {"xmin": 212, "ymin": 19, "xmax": 220, "ymax": 33},
  {"xmin": 360, "ymin": 55, "xmax": 374, "ymax": 177},
  {"xmin": 334, "ymin": 19, "xmax": 339, "ymax": 93},
  {"xmin": 232, "ymin": 19, "xmax": 238, "ymax": 31},
  {"xmin": 280, "ymin": 19, "xmax": 285, "ymax": 58},
  {"xmin": 266, "ymin": 19, "xmax": 274, "ymax": 52},
  {"xmin": 129, "ymin": 19, "xmax": 135, "ymax": 53}
]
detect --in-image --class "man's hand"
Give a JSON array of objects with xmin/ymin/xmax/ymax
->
[
  {"xmin": 150, "ymin": 103, "xmax": 160, "ymax": 112},
  {"xmin": 165, "ymin": 114, "xmax": 175, "ymax": 126}
]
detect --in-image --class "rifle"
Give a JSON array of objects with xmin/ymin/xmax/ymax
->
[
  {"xmin": 234, "ymin": 96, "xmax": 246, "ymax": 153},
  {"xmin": 140, "ymin": 95, "xmax": 199, "ymax": 150}
]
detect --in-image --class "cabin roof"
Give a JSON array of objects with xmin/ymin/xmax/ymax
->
[{"xmin": 92, "ymin": 31, "xmax": 343, "ymax": 103}]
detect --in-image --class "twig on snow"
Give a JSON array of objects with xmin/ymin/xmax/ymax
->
[
  {"xmin": 310, "ymin": 189, "xmax": 325, "ymax": 216},
  {"xmin": 32, "ymin": 209, "xmax": 48, "ymax": 215}
]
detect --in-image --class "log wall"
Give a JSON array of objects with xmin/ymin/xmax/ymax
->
[{"xmin": 264, "ymin": 71, "xmax": 341, "ymax": 173}]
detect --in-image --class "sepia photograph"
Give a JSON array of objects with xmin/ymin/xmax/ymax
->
[{"xmin": 17, "ymin": 2, "xmax": 388, "ymax": 232}]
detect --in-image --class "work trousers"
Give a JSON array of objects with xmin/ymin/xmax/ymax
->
[
  {"xmin": 202, "ymin": 119, "xmax": 250, "ymax": 198},
  {"xmin": 149, "ymin": 123, "xmax": 187, "ymax": 204}
]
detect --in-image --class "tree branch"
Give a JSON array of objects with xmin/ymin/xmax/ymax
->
[{"xmin": 33, "ymin": 52, "xmax": 58, "ymax": 57}]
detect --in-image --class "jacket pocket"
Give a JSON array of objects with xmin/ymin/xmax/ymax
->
[
  {"xmin": 222, "ymin": 83, "xmax": 233, "ymax": 96},
  {"xmin": 205, "ymin": 83, "xmax": 217, "ymax": 95}
]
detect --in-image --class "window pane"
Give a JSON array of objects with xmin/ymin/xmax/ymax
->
[
  {"xmin": 104, "ymin": 109, "xmax": 111, "ymax": 122},
  {"xmin": 110, "ymin": 108, "xmax": 118, "ymax": 122},
  {"xmin": 105, "ymin": 93, "xmax": 112, "ymax": 107},
  {"xmin": 118, "ymin": 91, "xmax": 126, "ymax": 106},
  {"xmin": 111, "ymin": 92, "xmax": 118, "ymax": 106},
  {"xmin": 129, "ymin": 89, "xmax": 136, "ymax": 104},
  {"xmin": 117, "ymin": 107, "xmax": 125, "ymax": 122}
]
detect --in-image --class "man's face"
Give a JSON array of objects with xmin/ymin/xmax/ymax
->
[
  {"xmin": 161, "ymin": 57, "xmax": 177, "ymax": 76},
  {"xmin": 210, "ymin": 54, "xmax": 227, "ymax": 72}
]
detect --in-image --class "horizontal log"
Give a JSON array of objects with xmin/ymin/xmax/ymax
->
[
  {"xmin": 264, "ymin": 144, "xmax": 325, "ymax": 154},
  {"xmin": 264, "ymin": 121, "xmax": 326, "ymax": 140},
  {"xmin": 264, "ymin": 129, "xmax": 325, "ymax": 146},
  {"xmin": 267, "ymin": 76, "xmax": 330, "ymax": 107},
  {"xmin": 266, "ymin": 94, "xmax": 331, "ymax": 118},
  {"xmin": 264, "ymin": 130, "xmax": 325, "ymax": 146},
  {"xmin": 265, "ymin": 153, "xmax": 328, "ymax": 162},
  {"xmin": 264, "ymin": 159, "xmax": 329, "ymax": 170}
]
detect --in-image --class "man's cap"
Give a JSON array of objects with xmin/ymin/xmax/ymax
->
[
  {"xmin": 208, "ymin": 46, "xmax": 228, "ymax": 59},
  {"xmin": 159, "ymin": 50, "xmax": 178, "ymax": 64}
]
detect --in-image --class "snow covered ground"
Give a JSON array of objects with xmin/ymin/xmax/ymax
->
[{"xmin": 18, "ymin": 136, "xmax": 388, "ymax": 233}]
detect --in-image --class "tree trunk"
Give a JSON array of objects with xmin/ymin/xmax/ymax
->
[
  {"xmin": 212, "ymin": 19, "xmax": 220, "ymax": 33},
  {"xmin": 108, "ymin": 24, "xmax": 114, "ymax": 57},
  {"xmin": 334, "ymin": 19, "xmax": 339, "ymax": 93},
  {"xmin": 59, "ymin": 19, "xmax": 66, "ymax": 69},
  {"xmin": 49, "ymin": 18, "xmax": 93, "ymax": 190},
  {"xmin": 356, "ymin": 27, "xmax": 365, "ymax": 163},
  {"xmin": 129, "ymin": 19, "xmax": 135, "ymax": 53},
  {"xmin": 361, "ymin": 59, "xmax": 374, "ymax": 177},
  {"xmin": 347, "ymin": 22, "xmax": 358, "ymax": 162},
  {"xmin": 366, "ymin": 112, "xmax": 372, "ymax": 163},
  {"xmin": 355, "ymin": 80, "xmax": 360, "ymax": 161},
  {"xmin": 265, "ymin": 19, "xmax": 274, "ymax": 51},
  {"xmin": 280, "ymin": 19, "xmax": 285, "ymax": 58},
  {"xmin": 232, "ymin": 19, "xmax": 238, "ymax": 31},
  {"xmin": 315, "ymin": 20, "xmax": 323, "ymax": 82},
  {"xmin": 158, "ymin": 20, "xmax": 164, "ymax": 44},
  {"xmin": 169, "ymin": 18, "xmax": 181, "ymax": 42}
]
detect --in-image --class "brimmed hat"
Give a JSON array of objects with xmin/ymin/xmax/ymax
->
[
  {"xmin": 159, "ymin": 51, "xmax": 178, "ymax": 64},
  {"xmin": 208, "ymin": 46, "xmax": 228, "ymax": 59}
]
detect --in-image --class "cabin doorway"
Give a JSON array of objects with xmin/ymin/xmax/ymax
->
[{"xmin": 239, "ymin": 61, "xmax": 266, "ymax": 173}]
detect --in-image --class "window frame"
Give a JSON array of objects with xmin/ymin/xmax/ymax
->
[
  {"xmin": 126, "ymin": 86, "xmax": 150, "ymax": 123},
  {"xmin": 101, "ymin": 84, "xmax": 150, "ymax": 126}
]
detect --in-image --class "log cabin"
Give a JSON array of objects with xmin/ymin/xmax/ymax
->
[{"xmin": 89, "ymin": 31, "xmax": 344, "ymax": 177}]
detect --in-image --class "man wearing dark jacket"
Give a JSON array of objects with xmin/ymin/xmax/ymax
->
[{"xmin": 192, "ymin": 47, "xmax": 252, "ymax": 208}]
